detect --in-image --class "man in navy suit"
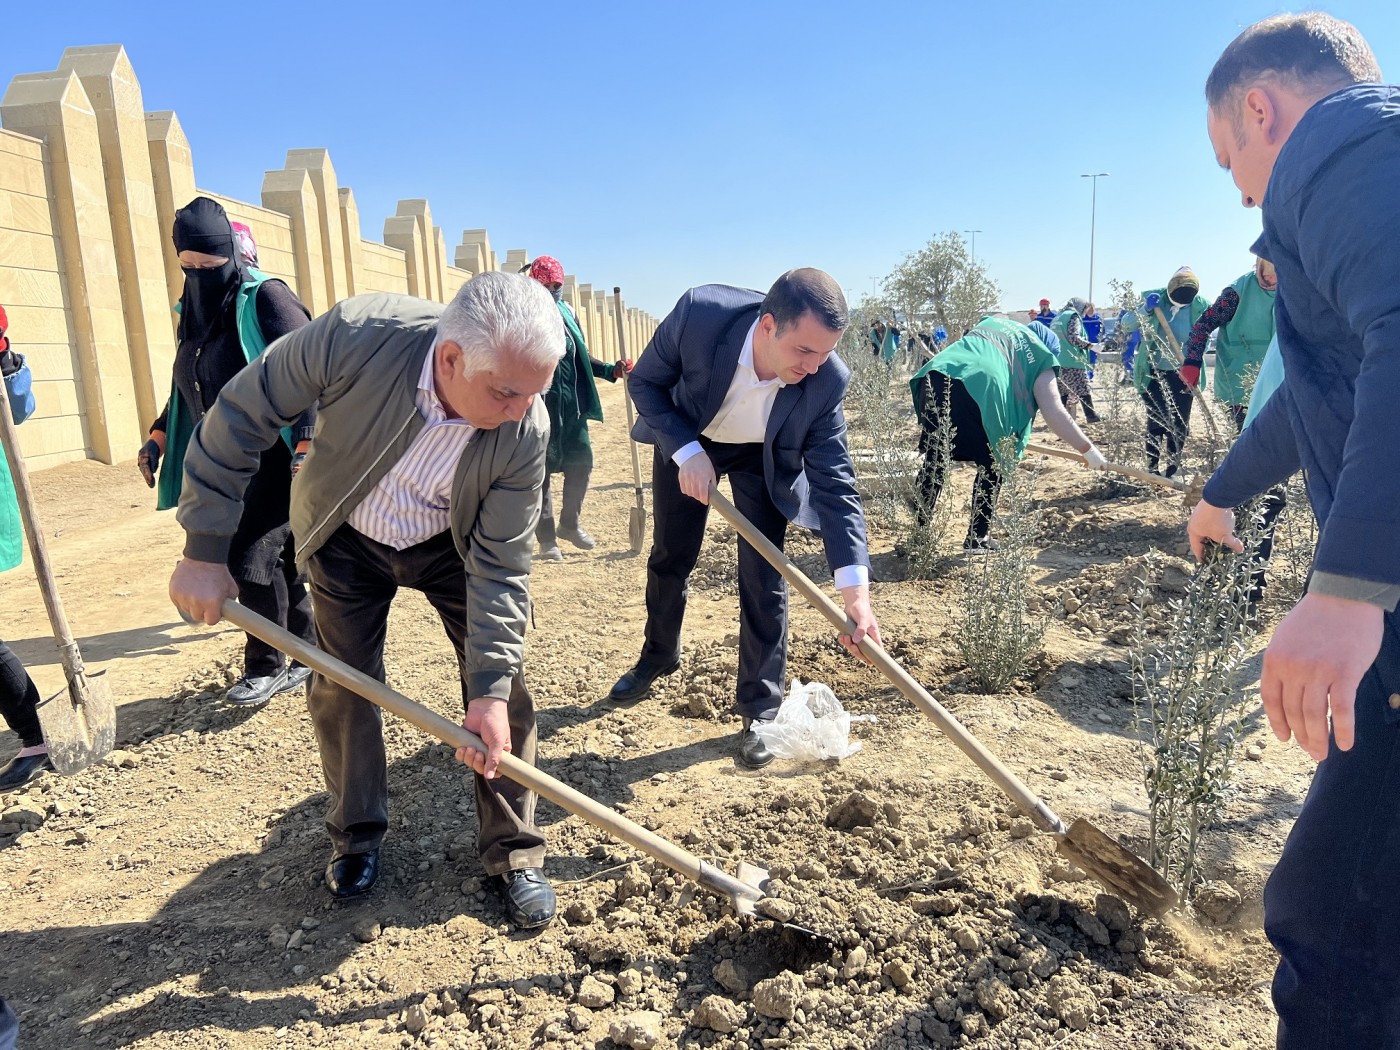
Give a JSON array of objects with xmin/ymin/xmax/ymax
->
[{"xmin": 609, "ymin": 268, "xmax": 882, "ymax": 768}]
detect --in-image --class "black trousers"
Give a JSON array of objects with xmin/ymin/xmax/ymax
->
[
  {"xmin": 305, "ymin": 525, "xmax": 545, "ymax": 873},
  {"xmin": 1227, "ymin": 404, "xmax": 1287, "ymax": 601},
  {"xmin": 1140, "ymin": 368, "xmax": 1194, "ymax": 475},
  {"xmin": 0, "ymin": 640, "xmax": 41, "ymax": 748},
  {"xmin": 238, "ymin": 533, "xmax": 315, "ymax": 678},
  {"xmin": 535, "ymin": 464, "xmax": 590, "ymax": 548},
  {"xmin": 641, "ymin": 442, "xmax": 789, "ymax": 721},
  {"xmin": 914, "ymin": 372, "xmax": 1003, "ymax": 541}
]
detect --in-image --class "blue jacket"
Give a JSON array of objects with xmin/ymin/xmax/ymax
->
[
  {"xmin": 1203, "ymin": 84, "xmax": 1400, "ymax": 593},
  {"xmin": 628, "ymin": 284, "xmax": 869, "ymax": 573},
  {"xmin": 1081, "ymin": 312, "xmax": 1103, "ymax": 343}
]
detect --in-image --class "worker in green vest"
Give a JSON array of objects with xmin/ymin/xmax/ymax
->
[
  {"xmin": 1051, "ymin": 298, "xmax": 1101, "ymax": 423},
  {"xmin": 1182, "ymin": 258, "xmax": 1284, "ymax": 610},
  {"xmin": 1179, "ymin": 256, "xmax": 1279, "ymax": 428},
  {"xmin": 1120, "ymin": 268, "xmax": 1210, "ymax": 477},
  {"xmin": 909, "ymin": 316, "xmax": 1105, "ymax": 550}
]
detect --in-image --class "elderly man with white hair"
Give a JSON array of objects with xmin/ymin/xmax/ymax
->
[{"xmin": 169, "ymin": 272, "xmax": 565, "ymax": 927}]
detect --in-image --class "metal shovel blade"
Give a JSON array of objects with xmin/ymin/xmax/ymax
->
[
  {"xmin": 1057, "ymin": 818, "xmax": 1178, "ymax": 918},
  {"xmin": 629, "ymin": 504, "xmax": 646, "ymax": 553},
  {"xmin": 36, "ymin": 669, "xmax": 116, "ymax": 775}
]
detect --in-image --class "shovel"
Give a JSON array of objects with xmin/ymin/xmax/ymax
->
[
  {"xmin": 613, "ymin": 288, "xmax": 647, "ymax": 553},
  {"xmin": 708, "ymin": 489, "xmax": 1179, "ymax": 917},
  {"xmin": 214, "ymin": 600, "xmax": 796, "ymax": 927},
  {"xmin": 0, "ymin": 398, "xmax": 114, "ymax": 774},
  {"xmin": 1024, "ymin": 442, "xmax": 1188, "ymax": 493}
]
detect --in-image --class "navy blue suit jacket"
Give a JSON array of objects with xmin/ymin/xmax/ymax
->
[{"xmin": 627, "ymin": 284, "xmax": 870, "ymax": 574}]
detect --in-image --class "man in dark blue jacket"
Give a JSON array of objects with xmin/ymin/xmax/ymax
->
[
  {"xmin": 1187, "ymin": 14, "xmax": 1399, "ymax": 1048},
  {"xmin": 610, "ymin": 269, "xmax": 881, "ymax": 768}
]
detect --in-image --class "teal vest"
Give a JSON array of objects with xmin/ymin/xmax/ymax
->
[
  {"xmin": 1051, "ymin": 310, "xmax": 1090, "ymax": 369},
  {"xmin": 156, "ymin": 270, "xmax": 294, "ymax": 510},
  {"xmin": 1213, "ymin": 272, "xmax": 1276, "ymax": 406}
]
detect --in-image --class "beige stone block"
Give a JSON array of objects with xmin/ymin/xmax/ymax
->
[
  {"xmin": 562, "ymin": 274, "xmax": 579, "ymax": 311},
  {"xmin": 0, "ymin": 265, "xmax": 66, "ymax": 309},
  {"xmin": 393, "ymin": 200, "xmax": 436, "ymax": 301},
  {"xmin": 432, "ymin": 226, "xmax": 449, "ymax": 303},
  {"xmin": 262, "ymin": 167, "xmax": 327, "ymax": 315},
  {"xmin": 0, "ymin": 226, "xmax": 60, "ymax": 271},
  {"xmin": 2, "ymin": 69, "xmax": 139, "ymax": 462},
  {"xmin": 459, "ymin": 229, "xmax": 491, "ymax": 276},
  {"xmin": 29, "ymin": 379, "xmax": 82, "ymax": 418},
  {"xmin": 59, "ymin": 45, "xmax": 175, "ymax": 431},
  {"xmin": 337, "ymin": 186, "xmax": 365, "ymax": 297},
  {"xmin": 285, "ymin": 148, "xmax": 348, "ymax": 305},
  {"xmin": 17, "ymin": 413, "xmax": 88, "ymax": 459},
  {"xmin": 504, "ymin": 248, "xmax": 529, "ymax": 275},
  {"xmin": 384, "ymin": 213, "xmax": 427, "ymax": 299},
  {"xmin": 145, "ymin": 110, "xmax": 196, "ymax": 318},
  {"xmin": 0, "ymin": 128, "xmax": 44, "ymax": 161},
  {"xmin": 0, "ymin": 146, "xmax": 49, "ymax": 197},
  {"xmin": 18, "ymin": 341, "xmax": 80, "ymax": 380},
  {"xmin": 4, "ymin": 191, "xmax": 59, "ymax": 236}
]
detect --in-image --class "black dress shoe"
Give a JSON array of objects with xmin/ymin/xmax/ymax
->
[
  {"xmin": 276, "ymin": 664, "xmax": 313, "ymax": 695},
  {"xmin": 0, "ymin": 751, "xmax": 53, "ymax": 791},
  {"xmin": 608, "ymin": 659, "xmax": 681, "ymax": 704},
  {"xmin": 557, "ymin": 526, "xmax": 596, "ymax": 550},
  {"xmin": 227, "ymin": 669, "xmax": 288, "ymax": 707},
  {"xmin": 325, "ymin": 848, "xmax": 380, "ymax": 898},
  {"xmin": 493, "ymin": 867, "xmax": 556, "ymax": 929},
  {"xmin": 738, "ymin": 718, "xmax": 775, "ymax": 770}
]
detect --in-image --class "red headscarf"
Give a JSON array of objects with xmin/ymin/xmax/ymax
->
[{"xmin": 528, "ymin": 256, "xmax": 564, "ymax": 286}]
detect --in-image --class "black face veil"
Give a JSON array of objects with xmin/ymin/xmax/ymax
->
[{"xmin": 172, "ymin": 196, "xmax": 246, "ymax": 343}]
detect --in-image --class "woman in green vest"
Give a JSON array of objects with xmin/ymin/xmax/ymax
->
[
  {"xmin": 1120, "ymin": 267, "xmax": 1210, "ymax": 477},
  {"xmin": 909, "ymin": 316, "xmax": 1106, "ymax": 549},
  {"xmin": 1181, "ymin": 259, "xmax": 1284, "ymax": 610},
  {"xmin": 135, "ymin": 198, "xmax": 318, "ymax": 707},
  {"xmin": 1051, "ymin": 298, "xmax": 1101, "ymax": 423},
  {"xmin": 1179, "ymin": 256, "xmax": 1278, "ymax": 428},
  {"xmin": 0, "ymin": 309, "xmax": 49, "ymax": 790},
  {"xmin": 525, "ymin": 257, "xmax": 628, "ymax": 560}
]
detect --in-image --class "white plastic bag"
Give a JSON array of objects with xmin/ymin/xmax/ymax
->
[{"xmin": 751, "ymin": 680, "xmax": 873, "ymax": 761}]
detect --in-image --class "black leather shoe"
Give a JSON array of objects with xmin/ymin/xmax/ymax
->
[
  {"xmin": 227, "ymin": 669, "xmax": 288, "ymax": 707},
  {"xmin": 277, "ymin": 664, "xmax": 313, "ymax": 695},
  {"xmin": 608, "ymin": 659, "xmax": 681, "ymax": 704},
  {"xmin": 325, "ymin": 848, "xmax": 379, "ymax": 898},
  {"xmin": 493, "ymin": 867, "xmax": 556, "ymax": 929},
  {"xmin": 738, "ymin": 718, "xmax": 775, "ymax": 770},
  {"xmin": 0, "ymin": 751, "xmax": 53, "ymax": 791},
  {"xmin": 557, "ymin": 527, "xmax": 596, "ymax": 550}
]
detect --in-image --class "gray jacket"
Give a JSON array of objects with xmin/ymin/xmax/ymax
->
[{"xmin": 177, "ymin": 293, "xmax": 547, "ymax": 701}]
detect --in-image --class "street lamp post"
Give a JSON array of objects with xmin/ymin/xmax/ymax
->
[
  {"xmin": 1080, "ymin": 173, "xmax": 1109, "ymax": 305},
  {"xmin": 963, "ymin": 229, "xmax": 983, "ymax": 267}
]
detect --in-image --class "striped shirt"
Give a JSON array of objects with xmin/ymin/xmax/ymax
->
[{"xmin": 346, "ymin": 348, "xmax": 477, "ymax": 549}]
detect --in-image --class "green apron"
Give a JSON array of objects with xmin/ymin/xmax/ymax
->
[{"xmin": 1213, "ymin": 272, "xmax": 1276, "ymax": 406}]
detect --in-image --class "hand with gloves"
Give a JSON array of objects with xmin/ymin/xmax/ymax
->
[
  {"xmin": 137, "ymin": 432, "xmax": 165, "ymax": 488},
  {"xmin": 612, "ymin": 359, "xmax": 634, "ymax": 381},
  {"xmin": 1082, "ymin": 445, "xmax": 1108, "ymax": 470},
  {"xmin": 1144, "ymin": 292, "xmax": 1162, "ymax": 312},
  {"xmin": 1178, "ymin": 364, "xmax": 1201, "ymax": 389}
]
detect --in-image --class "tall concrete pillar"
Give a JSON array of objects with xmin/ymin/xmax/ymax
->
[
  {"xmin": 391, "ymin": 200, "xmax": 436, "ymax": 301},
  {"xmin": 337, "ymin": 187, "xmax": 365, "ymax": 297},
  {"xmin": 595, "ymin": 291, "xmax": 614, "ymax": 363},
  {"xmin": 503, "ymin": 248, "xmax": 529, "ymax": 275},
  {"xmin": 284, "ymin": 148, "xmax": 349, "ymax": 306},
  {"xmin": 576, "ymin": 283, "xmax": 596, "ymax": 357},
  {"xmin": 1, "ymin": 70, "xmax": 139, "ymax": 462},
  {"xmin": 562, "ymin": 274, "xmax": 580, "ymax": 313},
  {"xmin": 454, "ymin": 240, "xmax": 484, "ymax": 277},
  {"xmin": 57, "ymin": 45, "xmax": 176, "ymax": 433},
  {"xmin": 432, "ymin": 226, "xmax": 449, "ymax": 302},
  {"xmin": 144, "ymin": 110, "xmax": 196, "ymax": 320},
  {"xmin": 262, "ymin": 167, "xmax": 328, "ymax": 315}
]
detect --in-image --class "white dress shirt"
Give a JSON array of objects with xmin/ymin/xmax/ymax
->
[
  {"xmin": 673, "ymin": 321, "xmax": 868, "ymax": 591},
  {"xmin": 347, "ymin": 348, "xmax": 477, "ymax": 549}
]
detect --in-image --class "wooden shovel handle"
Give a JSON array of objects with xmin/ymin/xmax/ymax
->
[
  {"xmin": 219, "ymin": 600, "xmax": 760, "ymax": 904},
  {"xmin": 1023, "ymin": 442, "xmax": 1187, "ymax": 492},
  {"xmin": 613, "ymin": 288, "xmax": 645, "ymax": 498},
  {"xmin": 707, "ymin": 490, "xmax": 1067, "ymax": 836},
  {"xmin": 0, "ymin": 393, "xmax": 85, "ymax": 677}
]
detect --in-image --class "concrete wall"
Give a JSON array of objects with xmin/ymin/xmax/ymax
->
[{"xmin": 0, "ymin": 46, "xmax": 659, "ymax": 469}]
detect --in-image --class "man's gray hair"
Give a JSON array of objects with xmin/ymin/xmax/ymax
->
[
  {"xmin": 436, "ymin": 271, "xmax": 565, "ymax": 377},
  {"xmin": 1205, "ymin": 13, "xmax": 1381, "ymax": 114}
]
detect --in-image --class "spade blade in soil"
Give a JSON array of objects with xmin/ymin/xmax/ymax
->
[
  {"xmin": 36, "ymin": 669, "xmax": 116, "ymax": 775},
  {"xmin": 1058, "ymin": 818, "xmax": 1178, "ymax": 918},
  {"xmin": 629, "ymin": 505, "xmax": 646, "ymax": 553}
]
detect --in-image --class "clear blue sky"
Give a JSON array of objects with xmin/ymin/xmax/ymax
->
[{"xmin": 7, "ymin": 1, "xmax": 1397, "ymax": 317}]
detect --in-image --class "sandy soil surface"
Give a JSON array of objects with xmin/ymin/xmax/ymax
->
[{"xmin": 0, "ymin": 378, "xmax": 1309, "ymax": 1049}]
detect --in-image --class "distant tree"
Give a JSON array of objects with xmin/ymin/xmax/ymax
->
[{"xmin": 882, "ymin": 232, "xmax": 1001, "ymax": 339}]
